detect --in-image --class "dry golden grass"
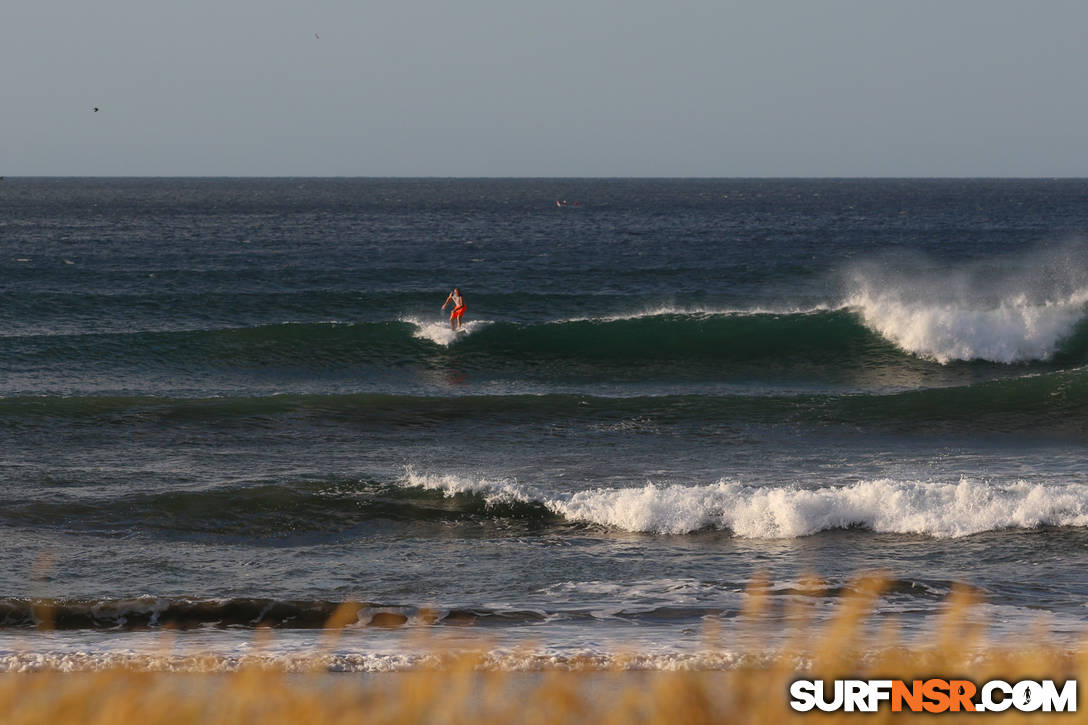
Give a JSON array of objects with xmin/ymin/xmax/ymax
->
[{"xmin": 2, "ymin": 575, "xmax": 1083, "ymax": 724}]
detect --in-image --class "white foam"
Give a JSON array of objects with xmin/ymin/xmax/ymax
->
[
  {"xmin": 0, "ymin": 649, "xmax": 753, "ymax": 673},
  {"xmin": 560, "ymin": 304, "xmax": 840, "ymax": 324},
  {"xmin": 404, "ymin": 467, "xmax": 544, "ymax": 505},
  {"xmin": 401, "ymin": 470, "xmax": 1088, "ymax": 539},
  {"xmin": 849, "ymin": 287, "xmax": 1088, "ymax": 364},
  {"xmin": 402, "ymin": 317, "xmax": 491, "ymax": 346},
  {"xmin": 843, "ymin": 246, "xmax": 1088, "ymax": 363}
]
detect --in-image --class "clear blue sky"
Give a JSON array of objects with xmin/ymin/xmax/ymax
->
[{"xmin": 3, "ymin": 0, "xmax": 1087, "ymax": 176}]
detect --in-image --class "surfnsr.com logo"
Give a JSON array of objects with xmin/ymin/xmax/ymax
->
[{"xmin": 790, "ymin": 679, "xmax": 1077, "ymax": 713}]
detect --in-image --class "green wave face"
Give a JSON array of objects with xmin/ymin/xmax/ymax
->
[
  {"xmin": 10, "ymin": 308, "xmax": 1088, "ymax": 365},
  {"xmin": 1, "ymin": 307, "xmax": 1084, "ymax": 400}
]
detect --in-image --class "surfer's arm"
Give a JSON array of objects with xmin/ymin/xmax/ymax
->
[{"xmin": 441, "ymin": 293, "xmax": 452, "ymax": 310}]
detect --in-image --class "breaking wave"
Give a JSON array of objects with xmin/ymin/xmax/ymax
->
[
  {"xmin": 844, "ymin": 245, "xmax": 1088, "ymax": 363},
  {"xmin": 403, "ymin": 470, "xmax": 1088, "ymax": 539},
  {"xmin": 848, "ymin": 288, "xmax": 1088, "ymax": 364}
]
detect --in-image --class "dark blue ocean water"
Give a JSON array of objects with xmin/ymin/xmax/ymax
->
[{"xmin": 1, "ymin": 178, "xmax": 1086, "ymax": 670}]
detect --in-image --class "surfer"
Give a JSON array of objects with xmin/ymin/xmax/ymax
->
[{"xmin": 442, "ymin": 288, "xmax": 467, "ymax": 330}]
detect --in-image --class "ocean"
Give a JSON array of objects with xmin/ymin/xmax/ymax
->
[{"xmin": 1, "ymin": 177, "xmax": 1086, "ymax": 671}]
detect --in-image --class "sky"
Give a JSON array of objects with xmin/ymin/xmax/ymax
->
[{"xmin": 3, "ymin": 0, "xmax": 1088, "ymax": 176}]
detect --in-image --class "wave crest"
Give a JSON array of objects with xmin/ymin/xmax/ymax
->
[
  {"xmin": 844, "ymin": 245, "xmax": 1088, "ymax": 363},
  {"xmin": 850, "ymin": 288, "xmax": 1088, "ymax": 364}
]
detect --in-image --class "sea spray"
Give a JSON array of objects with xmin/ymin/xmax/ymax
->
[
  {"xmin": 844, "ymin": 243, "xmax": 1088, "ymax": 363},
  {"xmin": 848, "ymin": 288, "xmax": 1088, "ymax": 363},
  {"xmin": 403, "ymin": 317, "xmax": 492, "ymax": 346},
  {"xmin": 8, "ymin": 179, "xmax": 1088, "ymax": 670}
]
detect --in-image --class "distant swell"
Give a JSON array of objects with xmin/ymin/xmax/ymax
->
[{"xmin": 2, "ymin": 367, "xmax": 1085, "ymax": 437}]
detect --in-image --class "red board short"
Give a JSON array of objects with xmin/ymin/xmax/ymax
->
[{"xmin": 450, "ymin": 305, "xmax": 466, "ymax": 320}]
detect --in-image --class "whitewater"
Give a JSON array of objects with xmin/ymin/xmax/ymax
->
[
  {"xmin": 401, "ymin": 469, "xmax": 1088, "ymax": 538},
  {"xmin": 4, "ymin": 177, "xmax": 1088, "ymax": 670}
]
